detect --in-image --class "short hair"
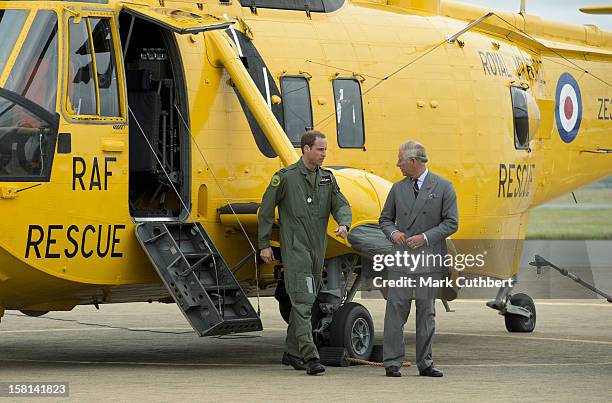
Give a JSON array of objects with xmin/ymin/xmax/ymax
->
[
  {"xmin": 400, "ymin": 141, "xmax": 428, "ymax": 162},
  {"xmin": 301, "ymin": 130, "xmax": 326, "ymax": 152}
]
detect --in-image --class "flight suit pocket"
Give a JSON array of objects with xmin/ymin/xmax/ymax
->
[
  {"xmin": 292, "ymin": 232, "xmax": 310, "ymax": 253},
  {"xmin": 318, "ymin": 183, "xmax": 332, "ymax": 217},
  {"xmin": 286, "ymin": 270, "xmax": 316, "ymax": 305},
  {"xmin": 289, "ymin": 232, "xmax": 313, "ymax": 271}
]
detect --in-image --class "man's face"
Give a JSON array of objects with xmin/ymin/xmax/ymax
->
[
  {"xmin": 397, "ymin": 149, "xmax": 416, "ymax": 178},
  {"xmin": 304, "ymin": 137, "xmax": 327, "ymax": 167}
]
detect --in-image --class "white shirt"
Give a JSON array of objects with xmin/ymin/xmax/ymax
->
[
  {"xmin": 413, "ymin": 168, "xmax": 428, "ymax": 192},
  {"xmin": 390, "ymin": 168, "xmax": 429, "ymax": 245}
]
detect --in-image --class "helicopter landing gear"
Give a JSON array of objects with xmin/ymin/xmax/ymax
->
[
  {"xmin": 276, "ymin": 255, "xmax": 376, "ymax": 360},
  {"xmin": 503, "ymin": 293, "xmax": 536, "ymax": 332},
  {"xmin": 486, "ymin": 275, "xmax": 535, "ymax": 332},
  {"xmin": 328, "ymin": 301, "xmax": 374, "ymax": 360}
]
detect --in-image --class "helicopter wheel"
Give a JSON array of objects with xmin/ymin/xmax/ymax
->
[
  {"xmin": 505, "ymin": 293, "xmax": 536, "ymax": 332},
  {"xmin": 20, "ymin": 310, "xmax": 50, "ymax": 317},
  {"xmin": 329, "ymin": 302, "xmax": 374, "ymax": 360}
]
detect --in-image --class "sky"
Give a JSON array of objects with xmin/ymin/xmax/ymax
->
[{"xmin": 458, "ymin": 0, "xmax": 612, "ymax": 30}]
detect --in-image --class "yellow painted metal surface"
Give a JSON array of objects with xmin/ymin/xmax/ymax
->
[
  {"xmin": 206, "ymin": 30, "xmax": 299, "ymax": 166},
  {"xmin": 580, "ymin": 6, "xmax": 612, "ymax": 15},
  {"xmin": 122, "ymin": 4, "xmax": 233, "ymax": 34},
  {"xmin": 0, "ymin": 0, "xmax": 610, "ymax": 311}
]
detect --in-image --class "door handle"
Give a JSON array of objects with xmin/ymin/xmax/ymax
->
[{"xmin": 101, "ymin": 139, "xmax": 125, "ymax": 152}]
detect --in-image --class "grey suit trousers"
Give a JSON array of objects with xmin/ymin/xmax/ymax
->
[{"xmin": 383, "ymin": 270, "xmax": 439, "ymax": 371}]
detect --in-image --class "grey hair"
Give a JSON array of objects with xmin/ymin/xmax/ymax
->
[{"xmin": 400, "ymin": 141, "xmax": 428, "ymax": 163}]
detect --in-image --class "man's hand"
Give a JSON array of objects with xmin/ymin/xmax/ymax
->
[
  {"xmin": 391, "ymin": 231, "xmax": 406, "ymax": 245},
  {"xmin": 406, "ymin": 234, "xmax": 426, "ymax": 249},
  {"xmin": 335, "ymin": 225, "xmax": 349, "ymax": 239},
  {"xmin": 260, "ymin": 247, "xmax": 275, "ymax": 263}
]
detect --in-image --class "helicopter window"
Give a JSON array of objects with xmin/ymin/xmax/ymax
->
[
  {"xmin": 280, "ymin": 76, "xmax": 313, "ymax": 146},
  {"xmin": 0, "ymin": 10, "xmax": 29, "ymax": 78},
  {"xmin": 225, "ymin": 28, "xmax": 280, "ymax": 158},
  {"xmin": 0, "ymin": 89, "xmax": 58, "ymax": 182},
  {"xmin": 333, "ymin": 78, "xmax": 364, "ymax": 148},
  {"xmin": 90, "ymin": 18, "xmax": 120, "ymax": 117},
  {"xmin": 4, "ymin": 11, "xmax": 58, "ymax": 113},
  {"xmin": 68, "ymin": 18, "xmax": 97, "ymax": 116},
  {"xmin": 511, "ymin": 86, "xmax": 529, "ymax": 149}
]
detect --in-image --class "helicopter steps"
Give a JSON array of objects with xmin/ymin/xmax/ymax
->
[{"xmin": 135, "ymin": 222, "xmax": 263, "ymax": 336}]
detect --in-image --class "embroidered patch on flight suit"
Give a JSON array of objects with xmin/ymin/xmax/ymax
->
[
  {"xmin": 319, "ymin": 175, "xmax": 332, "ymax": 185},
  {"xmin": 271, "ymin": 174, "xmax": 281, "ymax": 187}
]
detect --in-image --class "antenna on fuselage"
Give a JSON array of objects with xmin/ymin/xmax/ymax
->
[{"xmin": 446, "ymin": 12, "xmax": 494, "ymax": 43}]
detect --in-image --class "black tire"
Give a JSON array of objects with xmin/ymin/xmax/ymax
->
[
  {"xmin": 329, "ymin": 302, "xmax": 375, "ymax": 360},
  {"xmin": 310, "ymin": 301, "xmax": 325, "ymax": 347},
  {"xmin": 274, "ymin": 278, "xmax": 291, "ymax": 324},
  {"xmin": 276, "ymin": 276, "xmax": 326, "ymax": 334},
  {"xmin": 278, "ymin": 298, "xmax": 291, "ymax": 324},
  {"xmin": 504, "ymin": 293, "xmax": 536, "ymax": 332},
  {"xmin": 278, "ymin": 294, "xmax": 324, "ymax": 335},
  {"xmin": 20, "ymin": 310, "xmax": 49, "ymax": 317}
]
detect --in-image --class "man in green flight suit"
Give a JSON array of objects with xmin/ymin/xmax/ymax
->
[{"xmin": 258, "ymin": 130, "xmax": 352, "ymax": 375}]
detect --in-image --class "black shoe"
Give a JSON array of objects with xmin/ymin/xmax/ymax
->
[
  {"xmin": 419, "ymin": 365, "xmax": 443, "ymax": 377},
  {"xmin": 385, "ymin": 366, "xmax": 402, "ymax": 377},
  {"xmin": 282, "ymin": 352, "xmax": 307, "ymax": 370},
  {"xmin": 306, "ymin": 358, "xmax": 325, "ymax": 375}
]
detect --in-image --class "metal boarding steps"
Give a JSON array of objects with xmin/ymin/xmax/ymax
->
[{"xmin": 135, "ymin": 222, "xmax": 263, "ymax": 336}]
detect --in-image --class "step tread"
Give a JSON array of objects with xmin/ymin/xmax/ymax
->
[{"xmin": 135, "ymin": 222, "xmax": 262, "ymax": 337}]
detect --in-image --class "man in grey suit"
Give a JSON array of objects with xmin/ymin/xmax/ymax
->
[{"xmin": 379, "ymin": 141, "xmax": 458, "ymax": 377}]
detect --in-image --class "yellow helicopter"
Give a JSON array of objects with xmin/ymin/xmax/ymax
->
[{"xmin": 0, "ymin": 0, "xmax": 610, "ymax": 360}]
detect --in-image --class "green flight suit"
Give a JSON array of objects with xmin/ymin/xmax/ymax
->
[{"xmin": 258, "ymin": 158, "xmax": 352, "ymax": 361}]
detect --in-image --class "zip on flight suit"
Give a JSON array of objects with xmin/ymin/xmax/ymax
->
[{"xmin": 258, "ymin": 158, "xmax": 351, "ymax": 361}]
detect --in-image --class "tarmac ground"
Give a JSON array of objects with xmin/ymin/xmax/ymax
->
[{"xmin": 0, "ymin": 297, "xmax": 611, "ymax": 401}]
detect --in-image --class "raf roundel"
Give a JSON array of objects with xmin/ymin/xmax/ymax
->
[{"xmin": 555, "ymin": 72, "xmax": 583, "ymax": 143}]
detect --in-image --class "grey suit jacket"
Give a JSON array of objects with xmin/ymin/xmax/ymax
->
[{"xmin": 379, "ymin": 171, "xmax": 458, "ymax": 273}]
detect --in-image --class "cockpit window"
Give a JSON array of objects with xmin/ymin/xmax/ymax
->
[
  {"xmin": 65, "ymin": 16, "xmax": 122, "ymax": 120},
  {"xmin": 4, "ymin": 11, "xmax": 58, "ymax": 113},
  {"xmin": 90, "ymin": 18, "xmax": 120, "ymax": 117},
  {"xmin": 68, "ymin": 18, "xmax": 97, "ymax": 115},
  {"xmin": 0, "ymin": 10, "xmax": 29, "ymax": 76},
  {"xmin": 0, "ymin": 88, "xmax": 59, "ymax": 182}
]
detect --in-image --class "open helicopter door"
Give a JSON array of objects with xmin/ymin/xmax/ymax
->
[
  {"xmin": 120, "ymin": 8, "xmax": 260, "ymax": 335},
  {"xmin": 121, "ymin": 6, "xmax": 232, "ymax": 220},
  {"xmin": 122, "ymin": 5, "xmax": 233, "ymax": 34}
]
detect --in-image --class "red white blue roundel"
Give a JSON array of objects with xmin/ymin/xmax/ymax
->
[{"xmin": 555, "ymin": 73, "xmax": 582, "ymax": 143}]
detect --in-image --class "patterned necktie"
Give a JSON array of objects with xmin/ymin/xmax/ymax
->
[{"xmin": 412, "ymin": 178, "xmax": 419, "ymax": 198}]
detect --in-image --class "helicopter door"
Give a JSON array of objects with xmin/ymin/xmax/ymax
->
[
  {"xmin": 61, "ymin": 12, "xmax": 131, "ymax": 233},
  {"xmin": 121, "ymin": 5, "xmax": 233, "ymax": 34},
  {"xmin": 120, "ymin": 6, "xmax": 232, "ymax": 220}
]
